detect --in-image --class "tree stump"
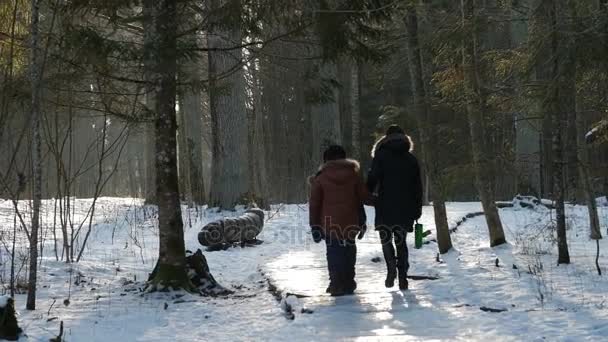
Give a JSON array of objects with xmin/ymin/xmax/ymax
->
[
  {"xmin": 198, "ymin": 209, "xmax": 264, "ymax": 249},
  {"xmin": 148, "ymin": 249, "xmax": 232, "ymax": 296},
  {"xmin": 0, "ymin": 296, "xmax": 22, "ymax": 341}
]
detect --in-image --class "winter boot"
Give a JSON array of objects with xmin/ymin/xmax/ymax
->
[
  {"xmin": 385, "ymin": 261, "xmax": 397, "ymax": 288},
  {"xmin": 381, "ymin": 231, "xmax": 397, "ymax": 288},
  {"xmin": 383, "ymin": 250, "xmax": 397, "ymax": 288},
  {"xmin": 330, "ymin": 287, "xmax": 346, "ymax": 297},
  {"xmin": 398, "ymin": 276, "xmax": 408, "ymax": 290},
  {"xmin": 344, "ymin": 280, "xmax": 357, "ymax": 295},
  {"xmin": 327, "ymin": 282, "xmax": 344, "ymax": 296}
]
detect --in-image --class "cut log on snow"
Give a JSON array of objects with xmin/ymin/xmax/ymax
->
[
  {"xmin": 0, "ymin": 296, "xmax": 22, "ymax": 341},
  {"xmin": 198, "ymin": 209, "xmax": 264, "ymax": 248}
]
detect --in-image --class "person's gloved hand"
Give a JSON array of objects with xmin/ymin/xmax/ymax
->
[
  {"xmin": 311, "ymin": 226, "xmax": 324, "ymax": 243},
  {"xmin": 358, "ymin": 225, "xmax": 367, "ymax": 240}
]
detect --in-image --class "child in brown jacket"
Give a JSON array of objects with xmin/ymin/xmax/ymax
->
[{"xmin": 309, "ymin": 145, "xmax": 369, "ymax": 296}]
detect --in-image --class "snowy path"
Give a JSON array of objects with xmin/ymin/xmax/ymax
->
[
  {"xmin": 2, "ymin": 199, "xmax": 608, "ymax": 341},
  {"xmin": 262, "ymin": 204, "xmax": 608, "ymax": 341}
]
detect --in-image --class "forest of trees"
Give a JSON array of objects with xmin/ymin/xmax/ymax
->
[{"xmin": 1, "ymin": 0, "xmax": 608, "ymax": 306}]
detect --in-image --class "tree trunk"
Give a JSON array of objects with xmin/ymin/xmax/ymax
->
[
  {"xmin": 405, "ymin": 3, "xmax": 452, "ymax": 254},
  {"xmin": 176, "ymin": 102, "xmax": 193, "ymax": 207},
  {"xmin": 310, "ymin": 62, "xmax": 342, "ymax": 167},
  {"xmin": 144, "ymin": 0, "xmax": 191, "ymax": 290},
  {"xmin": 530, "ymin": 0, "xmax": 554, "ymax": 199},
  {"xmin": 461, "ymin": 0, "xmax": 506, "ymax": 247},
  {"xmin": 177, "ymin": 34, "xmax": 206, "ymax": 206},
  {"xmin": 142, "ymin": 0, "xmax": 157, "ymax": 205},
  {"xmin": 576, "ymin": 105, "xmax": 602, "ymax": 240},
  {"xmin": 259, "ymin": 47, "xmax": 288, "ymax": 202},
  {"xmin": 552, "ymin": 97, "xmax": 570, "ymax": 264},
  {"xmin": 248, "ymin": 60, "xmax": 269, "ymax": 208},
  {"xmin": 26, "ymin": 0, "xmax": 42, "ymax": 311},
  {"xmin": 207, "ymin": 0, "xmax": 249, "ymax": 209},
  {"xmin": 562, "ymin": 2, "xmax": 579, "ymax": 203},
  {"xmin": 548, "ymin": 0, "xmax": 571, "ymax": 264}
]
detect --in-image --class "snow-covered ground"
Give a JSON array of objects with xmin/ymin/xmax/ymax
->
[{"xmin": 0, "ymin": 198, "xmax": 607, "ymax": 341}]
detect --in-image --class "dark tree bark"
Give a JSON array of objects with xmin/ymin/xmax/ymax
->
[
  {"xmin": 144, "ymin": 0, "xmax": 192, "ymax": 290},
  {"xmin": 549, "ymin": 0, "xmax": 573, "ymax": 264},
  {"xmin": 27, "ymin": 0, "xmax": 42, "ymax": 311}
]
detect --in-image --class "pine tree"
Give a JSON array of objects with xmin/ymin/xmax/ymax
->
[{"xmin": 144, "ymin": 0, "xmax": 192, "ymax": 290}]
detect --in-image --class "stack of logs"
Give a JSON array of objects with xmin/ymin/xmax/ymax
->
[{"xmin": 198, "ymin": 209, "xmax": 265, "ymax": 249}]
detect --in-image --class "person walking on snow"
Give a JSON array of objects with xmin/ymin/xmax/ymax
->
[
  {"xmin": 309, "ymin": 145, "xmax": 369, "ymax": 296},
  {"xmin": 367, "ymin": 125, "xmax": 423, "ymax": 290}
]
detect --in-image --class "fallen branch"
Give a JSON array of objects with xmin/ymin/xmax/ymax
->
[
  {"xmin": 480, "ymin": 306, "xmax": 508, "ymax": 313},
  {"xmin": 596, "ymin": 240, "xmax": 602, "ymax": 276}
]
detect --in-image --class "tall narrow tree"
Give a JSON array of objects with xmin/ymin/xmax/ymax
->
[
  {"xmin": 461, "ymin": 0, "xmax": 507, "ymax": 247},
  {"xmin": 247, "ymin": 58, "xmax": 269, "ymax": 208},
  {"xmin": 208, "ymin": 0, "xmax": 250, "ymax": 209},
  {"xmin": 177, "ymin": 18, "xmax": 206, "ymax": 206},
  {"xmin": 26, "ymin": 0, "xmax": 42, "ymax": 310},
  {"xmin": 576, "ymin": 105, "xmax": 602, "ymax": 242},
  {"xmin": 548, "ymin": 0, "xmax": 573, "ymax": 264},
  {"xmin": 405, "ymin": 3, "xmax": 452, "ymax": 254},
  {"xmin": 145, "ymin": 0, "xmax": 191, "ymax": 289}
]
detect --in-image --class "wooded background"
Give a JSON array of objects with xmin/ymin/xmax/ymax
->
[
  {"xmin": 1, "ymin": 0, "xmax": 607, "ymax": 207},
  {"xmin": 2, "ymin": 0, "xmax": 608, "ymax": 307}
]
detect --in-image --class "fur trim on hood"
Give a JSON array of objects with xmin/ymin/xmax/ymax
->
[
  {"xmin": 371, "ymin": 133, "xmax": 414, "ymax": 157},
  {"xmin": 307, "ymin": 159, "xmax": 360, "ymax": 185},
  {"xmin": 317, "ymin": 158, "xmax": 360, "ymax": 173}
]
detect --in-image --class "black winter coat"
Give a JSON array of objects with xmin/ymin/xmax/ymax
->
[{"xmin": 366, "ymin": 134, "xmax": 423, "ymax": 228}]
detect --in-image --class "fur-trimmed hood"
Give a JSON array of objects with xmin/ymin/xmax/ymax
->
[
  {"xmin": 317, "ymin": 158, "xmax": 360, "ymax": 173},
  {"xmin": 371, "ymin": 133, "xmax": 414, "ymax": 157},
  {"xmin": 308, "ymin": 159, "xmax": 360, "ymax": 185}
]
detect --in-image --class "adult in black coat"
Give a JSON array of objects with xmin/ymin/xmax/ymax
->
[{"xmin": 367, "ymin": 125, "xmax": 423, "ymax": 290}]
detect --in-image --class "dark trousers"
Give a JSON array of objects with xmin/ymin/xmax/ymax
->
[
  {"xmin": 378, "ymin": 224, "xmax": 411, "ymax": 278},
  {"xmin": 325, "ymin": 239, "xmax": 357, "ymax": 291}
]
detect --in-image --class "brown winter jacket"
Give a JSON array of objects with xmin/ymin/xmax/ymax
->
[{"xmin": 309, "ymin": 159, "xmax": 369, "ymax": 241}]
